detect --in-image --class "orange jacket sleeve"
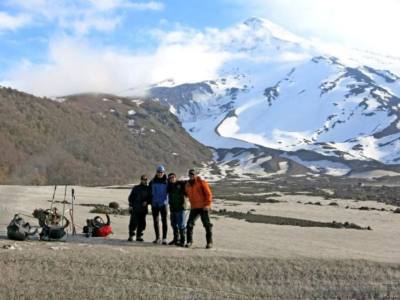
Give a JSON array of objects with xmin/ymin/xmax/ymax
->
[{"xmin": 201, "ymin": 180, "xmax": 212, "ymax": 208}]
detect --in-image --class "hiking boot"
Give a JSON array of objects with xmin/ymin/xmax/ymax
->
[
  {"xmin": 162, "ymin": 238, "xmax": 168, "ymax": 245},
  {"xmin": 136, "ymin": 237, "xmax": 144, "ymax": 242},
  {"xmin": 205, "ymin": 225, "xmax": 213, "ymax": 248},
  {"xmin": 127, "ymin": 236, "xmax": 133, "ymax": 242},
  {"xmin": 153, "ymin": 238, "xmax": 161, "ymax": 244},
  {"xmin": 169, "ymin": 229, "xmax": 179, "ymax": 245},
  {"xmin": 179, "ymin": 229, "xmax": 186, "ymax": 247},
  {"xmin": 185, "ymin": 242, "xmax": 192, "ymax": 248}
]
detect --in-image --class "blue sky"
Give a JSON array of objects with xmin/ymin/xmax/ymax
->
[
  {"xmin": 0, "ymin": 0, "xmax": 398, "ymax": 96},
  {"xmin": 0, "ymin": 1, "xmax": 238, "ymax": 67}
]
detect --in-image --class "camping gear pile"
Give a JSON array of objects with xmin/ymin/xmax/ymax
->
[{"xmin": 5, "ymin": 185, "xmax": 112, "ymax": 242}]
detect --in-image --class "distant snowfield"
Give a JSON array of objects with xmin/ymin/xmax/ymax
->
[{"xmin": 1, "ymin": 185, "xmax": 400, "ymax": 263}]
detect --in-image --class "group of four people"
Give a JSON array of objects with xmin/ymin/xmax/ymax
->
[{"xmin": 128, "ymin": 166, "xmax": 214, "ymax": 249}]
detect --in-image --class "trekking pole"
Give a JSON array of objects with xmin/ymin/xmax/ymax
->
[
  {"xmin": 70, "ymin": 188, "xmax": 77, "ymax": 235},
  {"xmin": 50, "ymin": 185, "xmax": 57, "ymax": 210},
  {"xmin": 61, "ymin": 185, "xmax": 67, "ymax": 228}
]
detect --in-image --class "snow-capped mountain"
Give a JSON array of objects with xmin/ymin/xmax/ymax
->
[{"xmin": 148, "ymin": 17, "xmax": 400, "ymax": 177}]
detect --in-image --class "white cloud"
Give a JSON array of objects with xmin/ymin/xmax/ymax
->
[
  {"xmin": 65, "ymin": 15, "xmax": 122, "ymax": 35},
  {"xmin": 150, "ymin": 43, "xmax": 231, "ymax": 84},
  {"xmin": 5, "ymin": 32, "xmax": 230, "ymax": 97},
  {"xmin": 6, "ymin": 38, "xmax": 149, "ymax": 96},
  {"xmin": 227, "ymin": 0, "xmax": 400, "ymax": 57},
  {"xmin": 2, "ymin": 18, "xmax": 314, "ymax": 97},
  {"xmin": 5, "ymin": 0, "xmax": 164, "ymax": 35},
  {"xmin": 0, "ymin": 12, "xmax": 31, "ymax": 31},
  {"xmin": 88, "ymin": 0, "xmax": 164, "ymax": 11}
]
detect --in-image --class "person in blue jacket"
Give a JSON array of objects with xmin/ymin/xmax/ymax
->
[{"xmin": 149, "ymin": 165, "xmax": 169, "ymax": 244}]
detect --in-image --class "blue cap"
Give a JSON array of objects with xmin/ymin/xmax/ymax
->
[{"xmin": 156, "ymin": 165, "xmax": 165, "ymax": 173}]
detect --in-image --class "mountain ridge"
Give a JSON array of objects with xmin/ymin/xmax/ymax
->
[{"xmin": 147, "ymin": 17, "xmax": 400, "ymax": 177}]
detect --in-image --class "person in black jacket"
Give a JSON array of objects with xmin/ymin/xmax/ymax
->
[
  {"xmin": 167, "ymin": 173, "xmax": 187, "ymax": 246},
  {"xmin": 128, "ymin": 175, "xmax": 151, "ymax": 242}
]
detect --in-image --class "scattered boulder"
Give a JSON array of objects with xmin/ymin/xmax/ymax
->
[
  {"xmin": 109, "ymin": 202, "xmax": 119, "ymax": 209},
  {"xmin": 329, "ymin": 202, "xmax": 339, "ymax": 206},
  {"xmin": 393, "ymin": 208, "xmax": 400, "ymax": 214}
]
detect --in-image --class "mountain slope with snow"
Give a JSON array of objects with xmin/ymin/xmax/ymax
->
[{"xmin": 148, "ymin": 17, "xmax": 400, "ymax": 177}]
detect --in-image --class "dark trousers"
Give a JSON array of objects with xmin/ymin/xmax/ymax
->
[
  {"xmin": 129, "ymin": 212, "xmax": 146, "ymax": 237},
  {"xmin": 186, "ymin": 208, "xmax": 213, "ymax": 244},
  {"xmin": 152, "ymin": 205, "xmax": 168, "ymax": 239}
]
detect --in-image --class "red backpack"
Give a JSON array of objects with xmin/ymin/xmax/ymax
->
[
  {"xmin": 84, "ymin": 214, "xmax": 113, "ymax": 237},
  {"xmin": 94, "ymin": 224, "xmax": 113, "ymax": 237}
]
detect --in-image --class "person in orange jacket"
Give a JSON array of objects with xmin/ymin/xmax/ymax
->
[{"xmin": 185, "ymin": 169, "xmax": 213, "ymax": 249}]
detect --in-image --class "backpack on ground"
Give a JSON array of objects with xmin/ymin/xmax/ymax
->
[
  {"xmin": 83, "ymin": 214, "xmax": 112, "ymax": 237},
  {"xmin": 7, "ymin": 214, "xmax": 38, "ymax": 241},
  {"xmin": 32, "ymin": 208, "xmax": 70, "ymax": 241}
]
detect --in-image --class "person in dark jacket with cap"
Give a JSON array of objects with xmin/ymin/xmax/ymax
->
[
  {"xmin": 167, "ymin": 173, "xmax": 187, "ymax": 246},
  {"xmin": 128, "ymin": 175, "xmax": 151, "ymax": 242},
  {"xmin": 149, "ymin": 165, "xmax": 169, "ymax": 244}
]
